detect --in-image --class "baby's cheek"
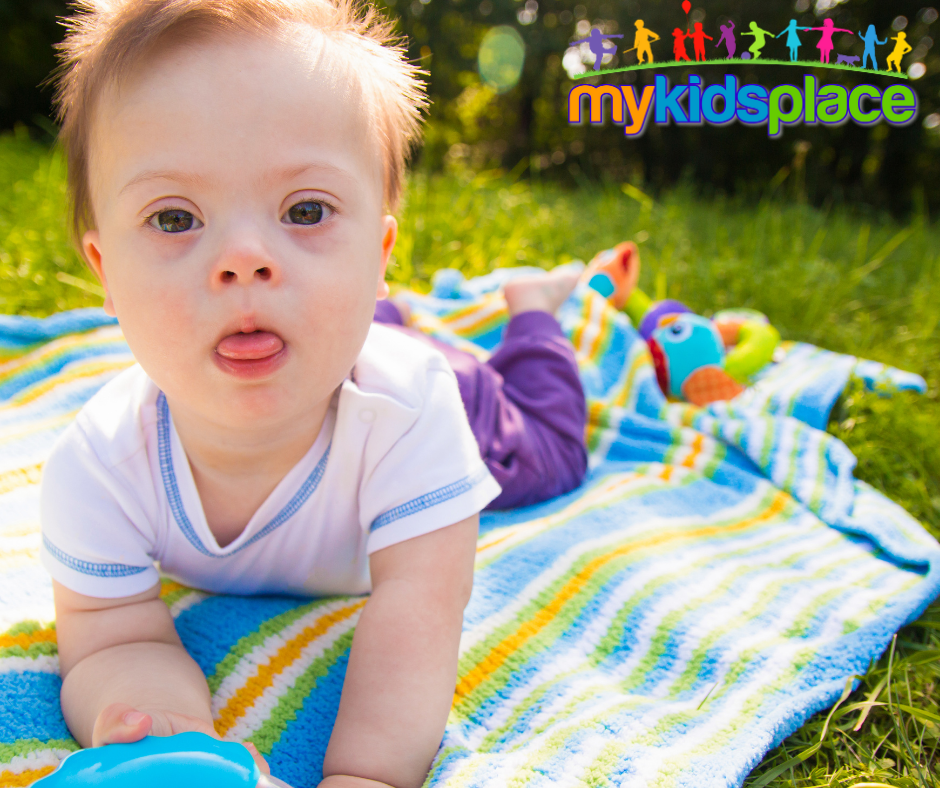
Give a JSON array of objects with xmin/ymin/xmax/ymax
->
[
  {"xmin": 305, "ymin": 277, "xmax": 376, "ymax": 359},
  {"xmin": 322, "ymin": 292, "xmax": 375, "ymax": 348},
  {"xmin": 116, "ymin": 281, "xmax": 202, "ymax": 371},
  {"xmin": 310, "ymin": 259, "xmax": 379, "ymax": 320},
  {"xmin": 127, "ymin": 283, "xmax": 195, "ymax": 334}
]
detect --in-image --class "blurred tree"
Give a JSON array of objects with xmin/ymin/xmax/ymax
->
[
  {"xmin": 2, "ymin": 0, "xmax": 939, "ymax": 213},
  {"xmin": 0, "ymin": 0, "xmax": 69, "ymax": 134}
]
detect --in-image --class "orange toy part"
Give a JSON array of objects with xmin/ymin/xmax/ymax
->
[
  {"xmin": 585, "ymin": 242, "xmax": 640, "ymax": 310},
  {"xmin": 714, "ymin": 318, "xmax": 743, "ymax": 348},
  {"xmin": 681, "ymin": 365, "xmax": 744, "ymax": 406}
]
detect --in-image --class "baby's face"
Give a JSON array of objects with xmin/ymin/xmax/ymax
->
[{"xmin": 84, "ymin": 31, "xmax": 395, "ymax": 430}]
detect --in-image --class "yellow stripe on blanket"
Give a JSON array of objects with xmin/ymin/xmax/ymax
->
[
  {"xmin": 0, "ymin": 327, "xmax": 123, "ymax": 384},
  {"xmin": 11, "ymin": 358, "xmax": 134, "ymax": 407},
  {"xmin": 440, "ymin": 292, "xmax": 506, "ymax": 336},
  {"xmin": 213, "ymin": 599, "xmax": 367, "ymax": 738},
  {"xmin": 0, "ymin": 464, "xmax": 42, "ymax": 496},
  {"xmin": 453, "ymin": 491, "xmax": 791, "ymax": 705},
  {"xmin": 681, "ymin": 434, "xmax": 705, "ymax": 468},
  {"xmin": 0, "ymin": 765, "xmax": 56, "ymax": 786},
  {"xmin": 0, "ymin": 544, "xmax": 42, "ymax": 574},
  {"xmin": 159, "ymin": 580, "xmax": 188, "ymax": 598},
  {"xmin": 0, "ymin": 624, "xmax": 56, "ymax": 650},
  {"xmin": 612, "ymin": 348, "xmax": 653, "ymax": 409}
]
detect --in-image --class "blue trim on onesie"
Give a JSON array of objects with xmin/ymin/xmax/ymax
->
[
  {"xmin": 156, "ymin": 392, "xmax": 331, "ymax": 557},
  {"xmin": 42, "ymin": 535, "xmax": 150, "ymax": 578},
  {"xmin": 370, "ymin": 465, "xmax": 490, "ymax": 532}
]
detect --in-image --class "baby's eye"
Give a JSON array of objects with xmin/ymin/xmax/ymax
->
[
  {"xmin": 150, "ymin": 209, "xmax": 202, "ymax": 233},
  {"xmin": 284, "ymin": 200, "xmax": 332, "ymax": 225}
]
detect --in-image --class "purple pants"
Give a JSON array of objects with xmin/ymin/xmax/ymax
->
[{"xmin": 374, "ymin": 301, "xmax": 588, "ymax": 509}]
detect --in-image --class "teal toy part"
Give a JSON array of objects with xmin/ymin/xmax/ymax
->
[
  {"xmin": 33, "ymin": 732, "xmax": 263, "ymax": 788},
  {"xmin": 651, "ymin": 314, "xmax": 725, "ymax": 398},
  {"xmin": 587, "ymin": 272, "xmax": 616, "ymax": 299}
]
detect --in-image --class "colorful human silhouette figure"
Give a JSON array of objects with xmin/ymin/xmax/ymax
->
[
  {"xmin": 810, "ymin": 18, "xmax": 853, "ymax": 64},
  {"xmin": 858, "ymin": 25, "xmax": 887, "ymax": 69},
  {"xmin": 715, "ymin": 20, "xmax": 737, "ymax": 59},
  {"xmin": 886, "ymin": 31, "xmax": 913, "ymax": 72},
  {"xmin": 632, "ymin": 19, "xmax": 661, "ymax": 64},
  {"xmin": 778, "ymin": 19, "xmax": 812, "ymax": 61},
  {"xmin": 690, "ymin": 22, "xmax": 713, "ymax": 62},
  {"xmin": 571, "ymin": 27, "xmax": 624, "ymax": 71},
  {"xmin": 672, "ymin": 27, "xmax": 692, "ymax": 61},
  {"xmin": 740, "ymin": 21, "xmax": 775, "ymax": 59}
]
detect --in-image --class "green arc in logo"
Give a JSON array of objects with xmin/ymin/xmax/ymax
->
[{"xmin": 571, "ymin": 57, "xmax": 910, "ymax": 81}]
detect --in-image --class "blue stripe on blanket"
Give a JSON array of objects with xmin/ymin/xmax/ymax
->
[{"xmin": 0, "ymin": 673, "xmax": 70, "ymax": 742}]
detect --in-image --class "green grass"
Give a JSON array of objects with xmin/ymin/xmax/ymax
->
[
  {"xmin": 2, "ymin": 128, "xmax": 939, "ymax": 786},
  {"xmin": 0, "ymin": 127, "xmax": 105, "ymax": 314},
  {"xmin": 572, "ymin": 56, "xmax": 909, "ymax": 81}
]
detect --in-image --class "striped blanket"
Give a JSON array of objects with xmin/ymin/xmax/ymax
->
[{"xmin": 0, "ymin": 271, "xmax": 937, "ymax": 788}]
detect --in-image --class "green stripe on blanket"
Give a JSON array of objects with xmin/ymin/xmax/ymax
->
[{"xmin": 0, "ymin": 277, "xmax": 936, "ymax": 788}]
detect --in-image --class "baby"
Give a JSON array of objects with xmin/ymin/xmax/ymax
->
[{"xmin": 39, "ymin": 1, "xmax": 590, "ymax": 786}]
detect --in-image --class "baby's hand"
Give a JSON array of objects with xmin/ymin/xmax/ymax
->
[
  {"xmin": 92, "ymin": 701, "xmax": 215, "ymax": 744},
  {"xmin": 92, "ymin": 702, "xmax": 270, "ymax": 775}
]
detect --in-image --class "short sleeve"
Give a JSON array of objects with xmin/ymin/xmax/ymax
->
[
  {"xmin": 40, "ymin": 423, "xmax": 159, "ymax": 598},
  {"xmin": 361, "ymin": 363, "xmax": 501, "ymax": 555}
]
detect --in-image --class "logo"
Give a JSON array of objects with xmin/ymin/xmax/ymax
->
[{"xmin": 566, "ymin": 3, "xmax": 919, "ymax": 138}]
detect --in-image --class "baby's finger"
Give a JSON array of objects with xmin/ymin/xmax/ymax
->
[
  {"xmin": 92, "ymin": 702, "xmax": 153, "ymax": 746},
  {"xmin": 243, "ymin": 742, "xmax": 271, "ymax": 776}
]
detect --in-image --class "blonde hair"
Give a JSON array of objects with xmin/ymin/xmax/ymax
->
[{"xmin": 53, "ymin": 0, "xmax": 428, "ymax": 243}]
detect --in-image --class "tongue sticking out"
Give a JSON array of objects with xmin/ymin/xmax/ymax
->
[{"xmin": 216, "ymin": 331, "xmax": 284, "ymax": 360}]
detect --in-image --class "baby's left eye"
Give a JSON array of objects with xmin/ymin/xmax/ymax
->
[
  {"xmin": 150, "ymin": 209, "xmax": 202, "ymax": 233},
  {"xmin": 284, "ymin": 200, "xmax": 332, "ymax": 225}
]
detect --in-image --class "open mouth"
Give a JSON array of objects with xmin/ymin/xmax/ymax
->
[{"xmin": 214, "ymin": 330, "xmax": 287, "ymax": 379}]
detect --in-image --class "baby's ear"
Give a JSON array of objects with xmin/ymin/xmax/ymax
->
[
  {"xmin": 377, "ymin": 215, "xmax": 398, "ymax": 298},
  {"xmin": 82, "ymin": 230, "xmax": 116, "ymax": 317}
]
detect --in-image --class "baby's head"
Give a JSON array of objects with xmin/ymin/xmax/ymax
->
[{"xmin": 53, "ymin": 0, "xmax": 427, "ymax": 431}]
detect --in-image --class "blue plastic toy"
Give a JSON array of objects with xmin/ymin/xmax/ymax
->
[{"xmin": 33, "ymin": 732, "xmax": 293, "ymax": 788}]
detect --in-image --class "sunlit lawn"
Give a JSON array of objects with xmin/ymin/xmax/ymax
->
[{"xmin": 2, "ymin": 127, "xmax": 939, "ymax": 786}]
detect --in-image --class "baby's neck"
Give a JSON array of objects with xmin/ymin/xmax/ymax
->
[{"xmin": 167, "ymin": 393, "xmax": 334, "ymax": 548}]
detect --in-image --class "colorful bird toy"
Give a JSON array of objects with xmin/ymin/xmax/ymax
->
[
  {"xmin": 586, "ymin": 242, "xmax": 781, "ymax": 406},
  {"xmin": 33, "ymin": 732, "xmax": 292, "ymax": 788}
]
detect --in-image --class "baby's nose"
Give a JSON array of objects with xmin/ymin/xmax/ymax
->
[
  {"xmin": 219, "ymin": 265, "xmax": 272, "ymax": 283},
  {"xmin": 212, "ymin": 234, "xmax": 280, "ymax": 287}
]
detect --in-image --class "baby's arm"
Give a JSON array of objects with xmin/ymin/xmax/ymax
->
[
  {"xmin": 321, "ymin": 514, "xmax": 478, "ymax": 788},
  {"xmin": 54, "ymin": 580, "xmax": 217, "ymax": 746}
]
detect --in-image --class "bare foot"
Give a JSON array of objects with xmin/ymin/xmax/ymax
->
[{"xmin": 503, "ymin": 268, "xmax": 580, "ymax": 317}]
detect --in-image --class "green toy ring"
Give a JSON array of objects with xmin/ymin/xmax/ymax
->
[{"xmin": 723, "ymin": 319, "xmax": 780, "ymax": 383}]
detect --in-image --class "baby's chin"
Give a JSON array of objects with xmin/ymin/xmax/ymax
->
[{"xmin": 190, "ymin": 370, "xmax": 340, "ymax": 434}]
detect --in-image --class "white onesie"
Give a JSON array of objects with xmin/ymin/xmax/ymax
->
[{"xmin": 40, "ymin": 323, "xmax": 500, "ymax": 598}]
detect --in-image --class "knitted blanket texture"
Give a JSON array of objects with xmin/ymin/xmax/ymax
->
[{"xmin": 0, "ymin": 270, "xmax": 936, "ymax": 788}]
